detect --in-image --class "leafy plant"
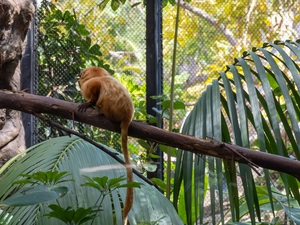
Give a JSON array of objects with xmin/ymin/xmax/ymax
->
[
  {"xmin": 2, "ymin": 185, "xmax": 69, "ymax": 206},
  {"xmin": 1, "ymin": 171, "xmax": 71, "ymax": 207},
  {"xmin": 37, "ymin": 1, "xmax": 148, "ymax": 159},
  {"xmin": 0, "ymin": 210, "xmax": 12, "ymax": 225},
  {"xmin": 0, "ymin": 136, "xmax": 183, "ymax": 225},
  {"xmin": 82, "ymin": 175, "xmax": 141, "ymax": 193},
  {"xmin": 12, "ymin": 171, "xmax": 73, "ymax": 185},
  {"xmin": 173, "ymin": 40, "xmax": 300, "ymax": 224},
  {"xmin": 1, "ymin": 169, "xmax": 142, "ymax": 224},
  {"xmin": 38, "ymin": 0, "xmax": 110, "ymax": 99},
  {"xmin": 37, "ymin": 0, "xmax": 112, "ymax": 141},
  {"xmin": 152, "ymin": 95, "xmax": 186, "ymax": 124},
  {"xmin": 44, "ymin": 205, "xmax": 97, "ymax": 225},
  {"xmin": 81, "ymin": 175, "xmax": 141, "ymax": 222}
]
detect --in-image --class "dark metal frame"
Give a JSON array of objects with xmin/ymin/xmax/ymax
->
[
  {"xmin": 146, "ymin": 0, "xmax": 164, "ymax": 180},
  {"xmin": 21, "ymin": 0, "xmax": 38, "ymax": 148}
]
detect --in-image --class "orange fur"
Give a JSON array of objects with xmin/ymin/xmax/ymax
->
[{"xmin": 78, "ymin": 66, "xmax": 134, "ymax": 224}]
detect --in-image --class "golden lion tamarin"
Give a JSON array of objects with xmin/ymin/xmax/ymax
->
[{"xmin": 78, "ymin": 66, "xmax": 134, "ymax": 224}]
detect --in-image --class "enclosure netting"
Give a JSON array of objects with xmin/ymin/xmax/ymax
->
[{"xmin": 32, "ymin": 0, "xmax": 300, "ymax": 224}]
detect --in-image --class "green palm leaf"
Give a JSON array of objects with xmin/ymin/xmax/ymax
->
[
  {"xmin": 0, "ymin": 136, "xmax": 183, "ymax": 225},
  {"xmin": 174, "ymin": 40, "xmax": 300, "ymax": 224}
]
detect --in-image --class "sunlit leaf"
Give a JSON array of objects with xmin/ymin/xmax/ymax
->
[
  {"xmin": 151, "ymin": 178, "xmax": 167, "ymax": 192},
  {"xmin": 111, "ymin": 0, "xmax": 120, "ymax": 11}
]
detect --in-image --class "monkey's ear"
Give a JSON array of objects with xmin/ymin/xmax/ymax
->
[{"xmin": 79, "ymin": 69, "xmax": 87, "ymax": 79}]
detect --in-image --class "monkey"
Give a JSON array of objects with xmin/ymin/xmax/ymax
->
[{"xmin": 78, "ymin": 66, "xmax": 134, "ymax": 225}]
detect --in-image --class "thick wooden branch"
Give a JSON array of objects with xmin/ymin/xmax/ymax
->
[{"xmin": 1, "ymin": 89, "xmax": 300, "ymax": 179}]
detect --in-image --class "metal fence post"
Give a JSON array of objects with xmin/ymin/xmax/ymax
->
[
  {"xmin": 146, "ymin": 0, "xmax": 164, "ymax": 180},
  {"xmin": 21, "ymin": 1, "xmax": 37, "ymax": 148}
]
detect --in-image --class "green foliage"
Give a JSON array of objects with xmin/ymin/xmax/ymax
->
[
  {"xmin": 235, "ymin": 186, "xmax": 300, "ymax": 224},
  {"xmin": 111, "ymin": 0, "xmax": 126, "ymax": 11},
  {"xmin": 37, "ymin": 1, "xmax": 148, "ymax": 157},
  {"xmin": 12, "ymin": 171, "xmax": 73, "ymax": 185},
  {"xmin": 162, "ymin": 1, "xmax": 300, "ymax": 114},
  {"xmin": 33, "ymin": 1, "xmax": 300, "ymax": 224},
  {"xmin": 38, "ymin": 0, "xmax": 110, "ymax": 99},
  {"xmin": 151, "ymin": 95, "xmax": 186, "ymax": 124},
  {"xmin": 151, "ymin": 178, "xmax": 167, "ymax": 193},
  {"xmin": 44, "ymin": 205, "xmax": 96, "ymax": 225},
  {"xmin": 0, "ymin": 210, "xmax": 12, "ymax": 225},
  {"xmin": 2, "ymin": 185, "xmax": 69, "ymax": 206},
  {"xmin": 0, "ymin": 136, "xmax": 183, "ymax": 225},
  {"xmin": 37, "ymin": 0, "xmax": 113, "ymax": 141},
  {"xmin": 225, "ymin": 186, "xmax": 300, "ymax": 225},
  {"xmin": 174, "ymin": 40, "xmax": 300, "ymax": 224},
  {"xmin": 1, "ymin": 171, "xmax": 71, "ymax": 207},
  {"xmin": 98, "ymin": 0, "xmax": 192, "ymax": 10},
  {"xmin": 1, "ymin": 170, "xmax": 141, "ymax": 224},
  {"xmin": 131, "ymin": 140, "xmax": 160, "ymax": 174},
  {"xmin": 81, "ymin": 175, "xmax": 141, "ymax": 192},
  {"xmin": 162, "ymin": 0, "xmax": 192, "ymax": 7},
  {"xmin": 98, "ymin": 0, "xmax": 126, "ymax": 11},
  {"xmin": 159, "ymin": 145, "xmax": 177, "ymax": 157}
]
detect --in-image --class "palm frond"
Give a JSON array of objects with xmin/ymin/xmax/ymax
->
[
  {"xmin": 0, "ymin": 136, "xmax": 183, "ymax": 225},
  {"xmin": 174, "ymin": 40, "xmax": 300, "ymax": 224}
]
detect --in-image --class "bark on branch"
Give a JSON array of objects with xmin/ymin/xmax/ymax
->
[{"xmin": 1, "ymin": 90, "xmax": 300, "ymax": 180}]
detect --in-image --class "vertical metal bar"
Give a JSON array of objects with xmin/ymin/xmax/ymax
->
[
  {"xmin": 21, "ymin": 0, "xmax": 37, "ymax": 147},
  {"xmin": 146, "ymin": 0, "xmax": 164, "ymax": 180}
]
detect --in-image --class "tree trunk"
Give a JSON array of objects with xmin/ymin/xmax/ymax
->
[{"xmin": 0, "ymin": 0, "xmax": 35, "ymax": 167}]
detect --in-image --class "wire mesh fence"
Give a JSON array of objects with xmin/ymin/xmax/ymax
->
[{"xmin": 32, "ymin": 0, "xmax": 300, "ymax": 224}]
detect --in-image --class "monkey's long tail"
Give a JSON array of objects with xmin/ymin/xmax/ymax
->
[{"xmin": 121, "ymin": 122, "xmax": 134, "ymax": 225}]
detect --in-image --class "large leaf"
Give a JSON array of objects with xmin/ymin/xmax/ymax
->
[
  {"xmin": 0, "ymin": 136, "xmax": 183, "ymax": 225},
  {"xmin": 174, "ymin": 40, "xmax": 300, "ymax": 224},
  {"xmin": 2, "ymin": 185, "xmax": 69, "ymax": 206}
]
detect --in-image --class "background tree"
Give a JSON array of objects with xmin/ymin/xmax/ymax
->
[
  {"xmin": 0, "ymin": 0, "xmax": 35, "ymax": 167},
  {"xmin": 162, "ymin": 0, "xmax": 300, "ymax": 116}
]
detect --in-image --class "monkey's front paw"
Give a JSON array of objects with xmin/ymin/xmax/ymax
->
[{"xmin": 78, "ymin": 102, "xmax": 93, "ymax": 112}]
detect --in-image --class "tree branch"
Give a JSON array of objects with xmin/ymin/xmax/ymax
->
[
  {"xmin": 1, "ymin": 89, "xmax": 300, "ymax": 180},
  {"xmin": 178, "ymin": 1, "xmax": 237, "ymax": 46},
  {"xmin": 32, "ymin": 112, "xmax": 154, "ymax": 186}
]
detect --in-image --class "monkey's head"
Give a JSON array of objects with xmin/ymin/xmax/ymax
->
[{"xmin": 79, "ymin": 66, "xmax": 110, "ymax": 85}]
